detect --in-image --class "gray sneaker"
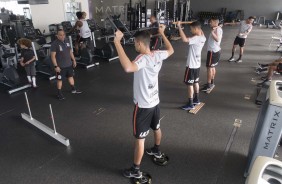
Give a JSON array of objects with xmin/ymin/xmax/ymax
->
[
  {"xmin": 146, "ymin": 147, "xmax": 162, "ymax": 158},
  {"xmin": 57, "ymin": 93, "xmax": 65, "ymax": 100},
  {"xmin": 123, "ymin": 167, "xmax": 142, "ymax": 179}
]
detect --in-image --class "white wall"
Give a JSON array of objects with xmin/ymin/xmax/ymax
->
[
  {"xmin": 30, "ymin": 0, "xmax": 89, "ymax": 32},
  {"xmin": 0, "ymin": 0, "xmax": 30, "ymax": 15}
]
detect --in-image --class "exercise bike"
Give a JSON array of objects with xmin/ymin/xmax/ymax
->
[{"xmin": 34, "ymin": 35, "xmax": 56, "ymax": 80}]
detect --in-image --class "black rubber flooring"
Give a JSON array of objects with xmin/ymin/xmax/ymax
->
[{"xmin": 0, "ymin": 26, "xmax": 282, "ymax": 184}]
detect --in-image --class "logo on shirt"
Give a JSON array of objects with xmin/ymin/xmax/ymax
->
[
  {"xmin": 149, "ymin": 89, "xmax": 158, "ymax": 98},
  {"xmin": 148, "ymin": 83, "xmax": 156, "ymax": 89}
]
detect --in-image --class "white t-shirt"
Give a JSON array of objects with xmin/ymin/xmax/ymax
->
[
  {"xmin": 186, "ymin": 35, "xmax": 206, "ymax": 68},
  {"xmin": 133, "ymin": 50, "xmax": 169, "ymax": 108},
  {"xmin": 207, "ymin": 27, "xmax": 223, "ymax": 52},
  {"xmin": 79, "ymin": 19, "xmax": 91, "ymax": 38},
  {"xmin": 237, "ymin": 20, "xmax": 252, "ymax": 38}
]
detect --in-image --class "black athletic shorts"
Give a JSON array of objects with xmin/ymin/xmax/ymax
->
[
  {"xmin": 234, "ymin": 36, "xmax": 246, "ymax": 47},
  {"xmin": 183, "ymin": 67, "xmax": 200, "ymax": 85},
  {"xmin": 206, "ymin": 51, "xmax": 221, "ymax": 67},
  {"xmin": 132, "ymin": 104, "xmax": 160, "ymax": 139},
  {"xmin": 57, "ymin": 66, "xmax": 74, "ymax": 80}
]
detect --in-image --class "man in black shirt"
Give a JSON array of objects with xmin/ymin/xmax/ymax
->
[{"xmin": 51, "ymin": 29, "xmax": 82, "ymax": 100}]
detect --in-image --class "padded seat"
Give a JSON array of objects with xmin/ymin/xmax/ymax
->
[{"xmin": 2, "ymin": 53, "xmax": 15, "ymax": 59}]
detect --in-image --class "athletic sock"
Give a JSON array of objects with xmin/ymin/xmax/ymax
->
[
  {"xmin": 27, "ymin": 76, "xmax": 32, "ymax": 83},
  {"xmin": 238, "ymin": 55, "xmax": 242, "ymax": 60},
  {"xmin": 261, "ymin": 64, "xmax": 269, "ymax": 68},
  {"xmin": 211, "ymin": 79, "xmax": 214, "ymax": 85},
  {"xmin": 188, "ymin": 98, "xmax": 193, "ymax": 106},
  {"xmin": 32, "ymin": 76, "xmax": 36, "ymax": 86},
  {"xmin": 231, "ymin": 51, "xmax": 234, "ymax": 58},
  {"xmin": 71, "ymin": 85, "xmax": 76, "ymax": 90},
  {"xmin": 153, "ymin": 144, "xmax": 160, "ymax": 152},
  {"xmin": 133, "ymin": 164, "xmax": 140, "ymax": 171},
  {"xmin": 57, "ymin": 89, "xmax": 62, "ymax": 95}
]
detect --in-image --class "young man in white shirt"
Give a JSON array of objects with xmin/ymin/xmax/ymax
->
[
  {"xmin": 202, "ymin": 18, "xmax": 223, "ymax": 92},
  {"xmin": 226, "ymin": 16, "xmax": 255, "ymax": 63},
  {"xmin": 177, "ymin": 21, "xmax": 206, "ymax": 110},
  {"xmin": 113, "ymin": 25, "xmax": 174, "ymax": 179},
  {"xmin": 72, "ymin": 11, "xmax": 91, "ymax": 56}
]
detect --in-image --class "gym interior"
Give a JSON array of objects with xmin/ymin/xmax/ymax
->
[{"xmin": 1, "ymin": 0, "xmax": 282, "ymax": 184}]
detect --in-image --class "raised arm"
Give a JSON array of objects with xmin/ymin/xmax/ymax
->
[
  {"xmin": 114, "ymin": 30, "xmax": 138, "ymax": 73},
  {"xmin": 211, "ymin": 27, "xmax": 221, "ymax": 42},
  {"xmin": 177, "ymin": 21, "xmax": 189, "ymax": 43},
  {"xmin": 158, "ymin": 24, "xmax": 174, "ymax": 56},
  {"xmin": 224, "ymin": 22, "xmax": 240, "ymax": 26}
]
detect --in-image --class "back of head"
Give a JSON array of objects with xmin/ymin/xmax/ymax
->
[
  {"xmin": 57, "ymin": 29, "xmax": 65, "ymax": 35},
  {"xmin": 190, "ymin": 21, "xmax": 202, "ymax": 29},
  {"xmin": 17, "ymin": 38, "xmax": 32, "ymax": 48},
  {"xmin": 248, "ymin": 16, "xmax": 256, "ymax": 20},
  {"xmin": 210, "ymin": 18, "xmax": 219, "ymax": 24},
  {"xmin": 134, "ymin": 31, "xmax": 151, "ymax": 47},
  {"xmin": 76, "ymin": 11, "xmax": 83, "ymax": 19},
  {"xmin": 150, "ymin": 16, "xmax": 156, "ymax": 21},
  {"xmin": 1, "ymin": 8, "xmax": 5, "ymax": 13}
]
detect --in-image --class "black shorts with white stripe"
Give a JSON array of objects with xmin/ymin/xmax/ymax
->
[
  {"xmin": 183, "ymin": 67, "xmax": 200, "ymax": 85},
  {"xmin": 206, "ymin": 51, "xmax": 221, "ymax": 67},
  {"xmin": 132, "ymin": 104, "xmax": 160, "ymax": 139},
  {"xmin": 233, "ymin": 36, "xmax": 246, "ymax": 47}
]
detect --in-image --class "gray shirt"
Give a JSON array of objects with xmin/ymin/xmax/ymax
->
[
  {"xmin": 0, "ymin": 13, "xmax": 10, "ymax": 24},
  {"xmin": 50, "ymin": 39, "xmax": 72, "ymax": 68},
  {"xmin": 237, "ymin": 20, "xmax": 252, "ymax": 38}
]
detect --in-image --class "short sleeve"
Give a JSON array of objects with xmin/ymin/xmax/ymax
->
[
  {"xmin": 216, "ymin": 28, "xmax": 223, "ymax": 37},
  {"xmin": 50, "ymin": 42, "xmax": 57, "ymax": 52},
  {"xmin": 155, "ymin": 50, "xmax": 169, "ymax": 61},
  {"xmin": 134, "ymin": 55, "xmax": 146, "ymax": 70},
  {"xmin": 188, "ymin": 36, "xmax": 199, "ymax": 45}
]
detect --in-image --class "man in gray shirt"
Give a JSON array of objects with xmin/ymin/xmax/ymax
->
[
  {"xmin": 51, "ymin": 29, "xmax": 82, "ymax": 100},
  {"xmin": 0, "ymin": 8, "xmax": 10, "ymax": 24}
]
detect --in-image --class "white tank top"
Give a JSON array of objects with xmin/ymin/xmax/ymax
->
[{"xmin": 78, "ymin": 19, "xmax": 91, "ymax": 38}]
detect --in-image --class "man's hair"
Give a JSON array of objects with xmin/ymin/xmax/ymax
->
[
  {"xmin": 57, "ymin": 29, "xmax": 65, "ymax": 34},
  {"xmin": 17, "ymin": 38, "xmax": 32, "ymax": 48},
  {"xmin": 134, "ymin": 31, "xmax": 151, "ymax": 47},
  {"xmin": 210, "ymin": 17, "xmax": 219, "ymax": 23},
  {"xmin": 190, "ymin": 21, "xmax": 202, "ymax": 29},
  {"xmin": 76, "ymin": 11, "xmax": 83, "ymax": 19},
  {"xmin": 248, "ymin": 16, "xmax": 256, "ymax": 20}
]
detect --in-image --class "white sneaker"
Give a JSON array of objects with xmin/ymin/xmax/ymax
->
[
  {"xmin": 235, "ymin": 59, "xmax": 242, "ymax": 63},
  {"xmin": 228, "ymin": 57, "xmax": 235, "ymax": 62}
]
